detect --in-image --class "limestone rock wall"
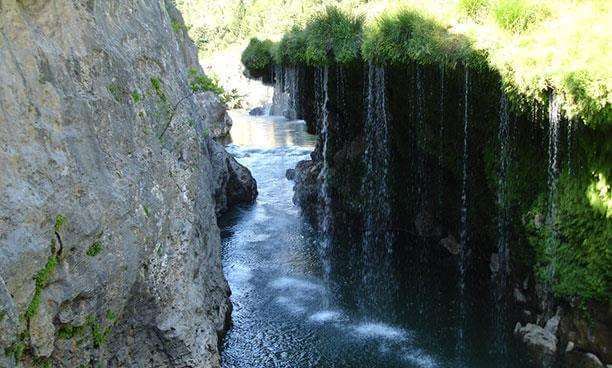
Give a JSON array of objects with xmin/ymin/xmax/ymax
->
[{"xmin": 0, "ymin": 1, "xmax": 255, "ymax": 367}]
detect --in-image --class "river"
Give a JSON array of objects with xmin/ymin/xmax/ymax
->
[{"xmin": 219, "ymin": 111, "xmax": 533, "ymax": 368}]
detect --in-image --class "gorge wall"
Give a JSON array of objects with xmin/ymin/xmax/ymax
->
[
  {"xmin": 0, "ymin": 1, "xmax": 256, "ymax": 367},
  {"xmin": 268, "ymin": 61, "xmax": 610, "ymax": 367}
]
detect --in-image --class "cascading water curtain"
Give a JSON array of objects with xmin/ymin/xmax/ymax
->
[
  {"xmin": 361, "ymin": 63, "xmax": 395, "ymax": 315},
  {"xmin": 493, "ymin": 91, "xmax": 512, "ymax": 366}
]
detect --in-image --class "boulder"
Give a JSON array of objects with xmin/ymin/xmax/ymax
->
[
  {"xmin": 209, "ymin": 140, "xmax": 258, "ymax": 217},
  {"xmin": 249, "ymin": 106, "xmax": 267, "ymax": 116},
  {"xmin": 515, "ymin": 322, "xmax": 558, "ymax": 363}
]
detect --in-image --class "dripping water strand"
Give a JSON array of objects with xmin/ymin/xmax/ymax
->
[
  {"xmin": 493, "ymin": 92, "xmax": 511, "ymax": 366},
  {"xmin": 546, "ymin": 92, "xmax": 561, "ymax": 281},
  {"xmin": 456, "ymin": 67, "xmax": 470, "ymax": 366},
  {"xmin": 318, "ymin": 66, "xmax": 333, "ymax": 295}
]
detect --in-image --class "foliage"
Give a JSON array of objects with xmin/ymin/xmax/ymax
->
[
  {"xmin": 188, "ymin": 68, "xmax": 224, "ymax": 95},
  {"xmin": 86, "ymin": 241, "xmax": 103, "ymax": 257},
  {"xmin": 241, "ymin": 38, "xmax": 274, "ymax": 77},
  {"xmin": 131, "ymin": 90, "xmax": 142, "ymax": 103},
  {"xmin": 526, "ymin": 173, "xmax": 612, "ymax": 301},
  {"xmin": 54, "ymin": 214, "xmax": 66, "ymax": 233},
  {"xmin": 458, "ymin": 0, "xmax": 489, "ymax": 19},
  {"xmin": 493, "ymin": 0, "xmax": 548, "ymax": 33},
  {"xmin": 187, "ymin": 68, "xmax": 242, "ymax": 106},
  {"xmin": 302, "ymin": 7, "xmax": 364, "ymax": 65},
  {"xmin": 25, "ymin": 254, "xmax": 58, "ymax": 320},
  {"xmin": 362, "ymin": 9, "xmax": 486, "ymax": 69},
  {"xmin": 273, "ymin": 26, "xmax": 308, "ymax": 65}
]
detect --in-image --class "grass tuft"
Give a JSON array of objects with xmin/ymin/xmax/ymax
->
[{"xmin": 493, "ymin": 0, "xmax": 549, "ymax": 33}]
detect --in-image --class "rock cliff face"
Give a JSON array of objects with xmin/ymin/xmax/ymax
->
[{"xmin": 0, "ymin": 1, "xmax": 255, "ymax": 367}]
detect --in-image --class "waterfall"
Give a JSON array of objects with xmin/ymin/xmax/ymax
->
[
  {"xmin": 459, "ymin": 67, "xmax": 470, "ymax": 295},
  {"xmin": 318, "ymin": 66, "xmax": 332, "ymax": 278},
  {"xmin": 361, "ymin": 63, "xmax": 394, "ymax": 315},
  {"xmin": 493, "ymin": 92, "xmax": 511, "ymax": 365},
  {"xmin": 284, "ymin": 67, "xmax": 299, "ymax": 120},
  {"xmin": 270, "ymin": 65, "xmax": 287, "ymax": 116},
  {"xmin": 415, "ymin": 65, "xmax": 428, "ymax": 235},
  {"xmin": 456, "ymin": 67, "xmax": 470, "ymax": 365},
  {"xmin": 546, "ymin": 92, "xmax": 561, "ymax": 279}
]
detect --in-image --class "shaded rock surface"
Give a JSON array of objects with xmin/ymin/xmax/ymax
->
[
  {"xmin": 0, "ymin": 1, "xmax": 255, "ymax": 367},
  {"xmin": 514, "ymin": 322, "xmax": 558, "ymax": 364}
]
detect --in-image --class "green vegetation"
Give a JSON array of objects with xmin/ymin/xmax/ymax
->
[
  {"xmin": 171, "ymin": 19, "xmax": 188, "ymax": 33},
  {"xmin": 54, "ymin": 214, "xmax": 66, "ymax": 233},
  {"xmin": 187, "ymin": 68, "xmax": 242, "ymax": 106},
  {"xmin": 86, "ymin": 241, "xmax": 103, "ymax": 257},
  {"xmin": 237, "ymin": 1, "xmax": 609, "ymax": 127},
  {"xmin": 492, "ymin": 0, "xmax": 548, "ymax": 33},
  {"xmin": 458, "ymin": 0, "xmax": 489, "ymax": 19},
  {"xmin": 241, "ymin": 38, "xmax": 274, "ymax": 77},
  {"xmin": 131, "ymin": 90, "xmax": 142, "ymax": 103},
  {"xmin": 107, "ymin": 83, "xmax": 123, "ymax": 102},
  {"xmin": 57, "ymin": 324, "xmax": 86, "ymax": 340},
  {"xmin": 300, "ymin": 7, "xmax": 364, "ymax": 65},
  {"xmin": 25, "ymin": 253, "xmax": 58, "ymax": 320},
  {"xmin": 526, "ymin": 173, "xmax": 612, "ymax": 301},
  {"xmin": 361, "ymin": 10, "xmax": 486, "ymax": 69}
]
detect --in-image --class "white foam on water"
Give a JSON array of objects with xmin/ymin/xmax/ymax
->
[
  {"xmin": 308, "ymin": 310, "xmax": 345, "ymax": 323},
  {"xmin": 274, "ymin": 296, "xmax": 306, "ymax": 315},
  {"xmin": 250, "ymin": 233, "xmax": 271, "ymax": 242},
  {"xmin": 269, "ymin": 277, "xmax": 324, "ymax": 293},
  {"xmin": 352, "ymin": 322, "xmax": 408, "ymax": 341},
  {"xmin": 402, "ymin": 349, "xmax": 439, "ymax": 368},
  {"xmin": 226, "ymin": 263, "xmax": 252, "ymax": 283}
]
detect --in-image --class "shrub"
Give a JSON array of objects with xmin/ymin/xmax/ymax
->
[
  {"xmin": 241, "ymin": 38, "xmax": 274, "ymax": 78},
  {"xmin": 362, "ymin": 9, "xmax": 485, "ymax": 69},
  {"xmin": 527, "ymin": 173, "xmax": 612, "ymax": 301},
  {"xmin": 273, "ymin": 26, "xmax": 308, "ymax": 65},
  {"xmin": 458, "ymin": 0, "xmax": 489, "ymax": 19},
  {"xmin": 302, "ymin": 6, "xmax": 364, "ymax": 65},
  {"xmin": 493, "ymin": 0, "xmax": 548, "ymax": 33}
]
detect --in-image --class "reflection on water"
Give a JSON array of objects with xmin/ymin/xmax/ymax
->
[{"xmin": 221, "ymin": 111, "xmax": 316, "ymax": 149}]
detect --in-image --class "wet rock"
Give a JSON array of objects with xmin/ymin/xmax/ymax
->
[
  {"xmin": 286, "ymin": 168, "xmax": 296, "ymax": 181},
  {"xmin": 565, "ymin": 345, "xmax": 604, "ymax": 368},
  {"xmin": 249, "ymin": 106, "xmax": 266, "ymax": 116},
  {"xmin": 515, "ymin": 322, "xmax": 558, "ymax": 363},
  {"xmin": 490, "ymin": 253, "xmax": 500, "ymax": 273},
  {"xmin": 209, "ymin": 140, "xmax": 258, "ymax": 217},
  {"xmin": 292, "ymin": 160, "xmax": 324, "ymax": 227},
  {"xmin": 558, "ymin": 302, "xmax": 611, "ymax": 363},
  {"xmin": 440, "ymin": 235, "xmax": 460, "ymax": 255},
  {"xmin": 514, "ymin": 287, "xmax": 528, "ymax": 304}
]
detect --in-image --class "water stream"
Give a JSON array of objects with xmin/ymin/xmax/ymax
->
[{"xmin": 219, "ymin": 96, "xmax": 535, "ymax": 367}]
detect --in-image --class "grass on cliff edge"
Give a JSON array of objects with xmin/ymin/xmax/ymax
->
[{"xmin": 239, "ymin": 0, "xmax": 610, "ymax": 127}]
